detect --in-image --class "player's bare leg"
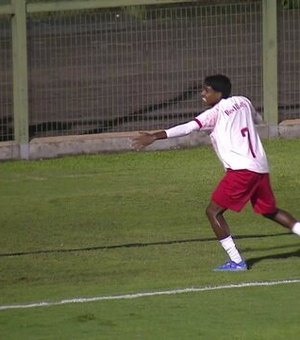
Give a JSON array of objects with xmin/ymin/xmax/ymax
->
[
  {"xmin": 205, "ymin": 201, "xmax": 229, "ymax": 240},
  {"xmin": 206, "ymin": 201, "xmax": 245, "ymax": 269},
  {"xmin": 263, "ymin": 209, "xmax": 300, "ymax": 236}
]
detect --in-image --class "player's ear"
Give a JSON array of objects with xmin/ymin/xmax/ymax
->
[{"xmin": 214, "ymin": 91, "xmax": 223, "ymax": 101}]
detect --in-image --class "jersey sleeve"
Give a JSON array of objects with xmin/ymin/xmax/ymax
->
[
  {"xmin": 194, "ymin": 106, "xmax": 219, "ymax": 129},
  {"xmin": 165, "ymin": 106, "xmax": 219, "ymax": 138},
  {"xmin": 165, "ymin": 120, "xmax": 200, "ymax": 138}
]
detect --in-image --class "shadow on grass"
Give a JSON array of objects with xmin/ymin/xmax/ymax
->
[
  {"xmin": 247, "ymin": 248, "xmax": 300, "ymax": 269},
  {"xmin": 0, "ymin": 232, "xmax": 292, "ymax": 257}
]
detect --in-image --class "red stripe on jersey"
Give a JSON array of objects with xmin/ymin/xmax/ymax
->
[{"xmin": 194, "ymin": 118, "xmax": 202, "ymax": 128}]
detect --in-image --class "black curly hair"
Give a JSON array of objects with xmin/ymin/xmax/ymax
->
[{"xmin": 204, "ymin": 74, "xmax": 232, "ymax": 99}]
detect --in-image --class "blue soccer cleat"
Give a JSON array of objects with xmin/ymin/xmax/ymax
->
[{"xmin": 213, "ymin": 260, "xmax": 248, "ymax": 272}]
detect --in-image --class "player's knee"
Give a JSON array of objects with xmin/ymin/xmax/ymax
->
[
  {"xmin": 262, "ymin": 209, "xmax": 278, "ymax": 220},
  {"xmin": 206, "ymin": 204, "xmax": 220, "ymax": 219},
  {"xmin": 205, "ymin": 205, "xmax": 212, "ymax": 218},
  {"xmin": 206, "ymin": 201, "xmax": 227, "ymax": 220}
]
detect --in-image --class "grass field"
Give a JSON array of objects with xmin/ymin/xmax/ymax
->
[{"xmin": 0, "ymin": 139, "xmax": 299, "ymax": 339}]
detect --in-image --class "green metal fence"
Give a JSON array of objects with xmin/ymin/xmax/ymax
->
[
  {"xmin": 0, "ymin": 0, "xmax": 299, "ymax": 151},
  {"xmin": 0, "ymin": 15, "xmax": 12, "ymax": 141},
  {"xmin": 278, "ymin": 1, "xmax": 300, "ymax": 121}
]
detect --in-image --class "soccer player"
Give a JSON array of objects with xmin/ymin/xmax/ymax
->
[{"xmin": 132, "ymin": 74, "xmax": 300, "ymax": 271}]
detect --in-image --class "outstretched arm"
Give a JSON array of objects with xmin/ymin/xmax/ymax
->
[
  {"xmin": 132, "ymin": 130, "xmax": 167, "ymax": 150},
  {"xmin": 132, "ymin": 120, "xmax": 200, "ymax": 150}
]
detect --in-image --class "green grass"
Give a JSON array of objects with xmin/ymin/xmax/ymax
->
[{"xmin": 0, "ymin": 139, "xmax": 299, "ymax": 339}]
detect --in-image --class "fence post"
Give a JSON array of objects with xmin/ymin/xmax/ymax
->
[
  {"xmin": 262, "ymin": 0, "xmax": 278, "ymax": 135},
  {"xmin": 11, "ymin": 0, "xmax": 29, "ymax": 159}
]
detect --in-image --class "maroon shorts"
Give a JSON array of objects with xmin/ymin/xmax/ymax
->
[{"xmin": 211, "ymin": 169, "xmax": 277, "ymax": 214}]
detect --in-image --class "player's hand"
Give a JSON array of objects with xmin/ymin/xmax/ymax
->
[{"xmin": 131, "ymin": 132, "xmax": 156, "ymax": 150}]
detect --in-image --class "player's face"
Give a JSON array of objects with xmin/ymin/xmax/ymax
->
[{"xmin": 201, "ymin": 85, "xmax": 222, "ymax": 106}]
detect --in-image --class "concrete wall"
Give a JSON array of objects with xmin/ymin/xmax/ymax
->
[{"xmin": 0, "ymin": 120, "xmax": 299, "ymax": 161}]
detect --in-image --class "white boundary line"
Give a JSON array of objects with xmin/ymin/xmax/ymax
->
[{"xmin": 1, "ymin": 279, "xmax": 299, "ymax": 311}]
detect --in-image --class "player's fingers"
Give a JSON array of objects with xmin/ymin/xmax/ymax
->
[
  {"xmin": 131, "ymin": 131, "xmax": 146, "ymax": 149},
  {"xmin": 131, "ymin": 133, "xmax": 145, "ymax": 150}
]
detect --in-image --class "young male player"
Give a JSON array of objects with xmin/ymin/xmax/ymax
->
[{"xmin": 132, "ymin": 74, "xmax": 300, "ymax": 271}]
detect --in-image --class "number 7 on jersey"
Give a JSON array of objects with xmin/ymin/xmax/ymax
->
[{"xmin": 241, "ymin": 127, "xmax": 256, "ymax": 158}]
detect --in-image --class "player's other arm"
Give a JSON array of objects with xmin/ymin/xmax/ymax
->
[
  {"xmin": 242, "ymin": 96, "xmax": 264, "ymax": 125},
  {"xmin": 252, "ymin": 110, "xmax": 264, "ymax": 124},
  {"xmin": 246, "ymin": 98, "xmax": 264, "ymax": 125},
  {"xmin": 132, "ymin": 120, "xmax": 200, "ymax": 150}
]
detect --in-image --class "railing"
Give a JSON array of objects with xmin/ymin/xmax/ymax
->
[{"xmin": 0, "ymin": 0, "xmax": 299, "ymax": 159}]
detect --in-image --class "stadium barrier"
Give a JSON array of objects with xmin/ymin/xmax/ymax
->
[{"xmin": 0, "ymin": 0, "xmax": 299, "ymax": 159}]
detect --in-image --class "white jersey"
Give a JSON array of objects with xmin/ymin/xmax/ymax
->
[{"xmin": 165, "ymin": 96, "xmax": 269, "ymax": 173}]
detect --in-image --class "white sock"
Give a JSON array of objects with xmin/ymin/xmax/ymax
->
[
  {"xmin": 292, "ymin": 222, "xmax": 300, "ymax": 236},
  {"xmin": 220, "ymin": 235, "xmax": 243, "ymax": 263}
]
